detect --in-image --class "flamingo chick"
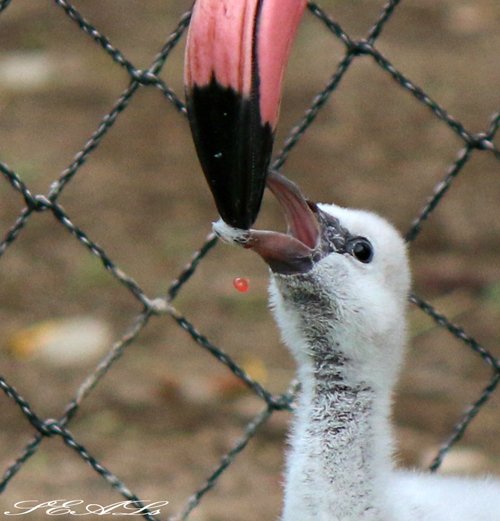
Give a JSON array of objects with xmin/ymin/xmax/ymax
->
[{"xmin": 214, "ymin": 172, "xmax": 500, "ymax": 521}]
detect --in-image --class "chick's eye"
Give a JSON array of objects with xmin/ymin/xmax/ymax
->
[{"xmin": 349, "ymin": 238, "xmax": 373, "ymax": 264}]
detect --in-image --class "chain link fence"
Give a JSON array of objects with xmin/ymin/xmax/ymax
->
[{"xmin": 0, "ymin": 1, "xmax": 499, "ymax": 520}]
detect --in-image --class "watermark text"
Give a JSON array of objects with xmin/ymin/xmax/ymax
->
[{"xmin": 4, "ymin": 499, "xmax": 170, "ymax": 516}]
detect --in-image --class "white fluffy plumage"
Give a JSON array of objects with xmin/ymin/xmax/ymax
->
[{"xmin": 215, "ymin": 202, "xmax": 500, "ymax": 521}]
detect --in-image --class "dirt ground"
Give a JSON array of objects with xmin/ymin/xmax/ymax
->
[{"xmin": 0, "ymin": 1, "xmax": 499, "ymax": 520}]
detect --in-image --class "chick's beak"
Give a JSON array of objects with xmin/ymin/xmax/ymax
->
[{"xmin": 245, "ymin": 171, "xmax": 321, "ymax": 275}]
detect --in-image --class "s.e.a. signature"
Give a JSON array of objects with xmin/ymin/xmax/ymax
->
[{"xmin": 4, "ymin": 500, "xmax": 169, "ymax": 516}]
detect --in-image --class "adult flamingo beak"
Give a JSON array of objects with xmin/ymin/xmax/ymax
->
[{"xmin": 185, "ymin": 0, "xmax": 307, "ymax": 229}]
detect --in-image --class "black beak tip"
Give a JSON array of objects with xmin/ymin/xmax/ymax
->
[
  {"xmin": 214, "ymin": 186, "xmax": 265, "ymax": 230},
  {"xmin": 186, "ymin": 80, "xmax": 273, "ymax": 231}
]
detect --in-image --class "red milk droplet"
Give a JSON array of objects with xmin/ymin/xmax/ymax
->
[{"xmin": 233, "ymin": 277, "xmax": 250, "ymax": 293}]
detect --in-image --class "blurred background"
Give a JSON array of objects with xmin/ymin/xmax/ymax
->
[{"xmin": 0, "ymin": 1, "xmax": 499, "ymax": 520}]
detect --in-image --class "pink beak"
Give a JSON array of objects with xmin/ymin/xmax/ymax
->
[{"xmin": 185, "ymin": 0, "xmax": 307, "ymax": 229}]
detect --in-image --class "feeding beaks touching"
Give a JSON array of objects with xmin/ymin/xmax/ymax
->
[
  {"xmin": 214, "ymin": 171, "xmax": 377, "ymax": 276},
  {"xmin": 185, "ymin": 0, "xmax": 307, "ymax": 229},
  {"xmin": 186, "ymin": 1, "xmax": 399, "ymax": 282}
]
